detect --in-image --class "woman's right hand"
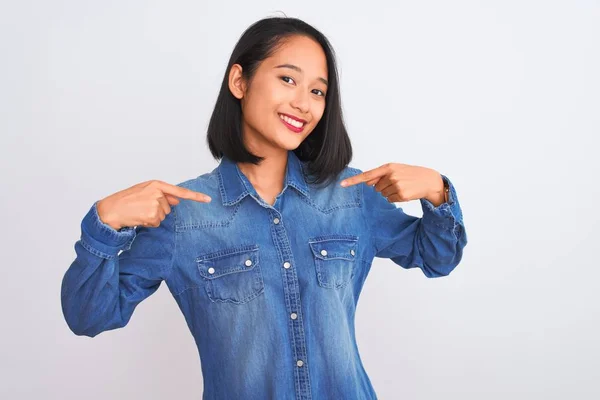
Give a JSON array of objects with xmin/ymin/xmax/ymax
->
[{"xmin": 96, "ymin": 180, "xmax": 212, "ymax": 230}]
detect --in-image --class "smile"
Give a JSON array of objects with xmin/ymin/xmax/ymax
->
[{"xmin": 279, "ymin": 113, "xmax": 305, "ymax": 132}]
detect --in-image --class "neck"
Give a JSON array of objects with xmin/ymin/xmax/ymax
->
[{"xmin": 237, "ymin": 149, "xmax": 288, "ymax": 194}]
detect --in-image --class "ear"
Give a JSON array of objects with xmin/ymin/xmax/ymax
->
[{"xmin": 228, "ymin": 64, "xmax": 246, "ymax": 100}]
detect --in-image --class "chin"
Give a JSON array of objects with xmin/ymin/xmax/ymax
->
[
  {"xmin": 271, "ymin": 132, "xmax": 307, "ymax": 151},
  {"xmin": 279, "ymin": 140, "xmax": 303, "ymax": 151}
]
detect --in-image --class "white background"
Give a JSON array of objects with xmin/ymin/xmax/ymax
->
[{"xmin": 1, "ymin": 0, "xmax": 598, "ymax": 399}]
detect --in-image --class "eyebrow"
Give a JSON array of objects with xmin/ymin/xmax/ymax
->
[{"xmin": 274, "ymin": 64, "xmax": 328, "ymax": 86}]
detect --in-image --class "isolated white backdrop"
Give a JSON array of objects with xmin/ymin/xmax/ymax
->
[{"xmin": 1, "ymin": 1, "xmax": 598, "ymax": 399}]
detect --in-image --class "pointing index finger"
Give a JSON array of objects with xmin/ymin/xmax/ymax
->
[
  {"xmin": 340, "ymin": 165, "xmax": 389, "ymax": 187},
  {"xmin": 157, "ymin": 181, "xmax": 212, "ymax": 203}
]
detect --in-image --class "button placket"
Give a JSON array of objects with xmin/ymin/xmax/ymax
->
[{"xmin": 268, "ymin": 210, "xmax": 311, "ymax": 398}]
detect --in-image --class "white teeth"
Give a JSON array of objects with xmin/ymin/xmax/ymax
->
[{"xmin": 279, "ymin": 114, "xmax": 304, "ymax": 128}]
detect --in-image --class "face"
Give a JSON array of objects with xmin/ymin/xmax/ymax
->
[{"xmin": 229, "ymin": 35, "xmax": 329, "ymax": 154}]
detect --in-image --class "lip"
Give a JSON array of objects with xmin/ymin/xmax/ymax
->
[
  {"xmin": 279, "ymin": 112, "xmax": 307, "ymax": 123},
  {"xmin": 278, "ymin": 113, "xmax": 306, "ymax": 133}
]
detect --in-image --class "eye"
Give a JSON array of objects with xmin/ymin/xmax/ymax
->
[
  {"xmin": 280, "ymin": 76, "xmax": 296, "ymax": 85},
  {"xmin": 312, "ymin": 89, "xmax": 325, "ymax": 97}
]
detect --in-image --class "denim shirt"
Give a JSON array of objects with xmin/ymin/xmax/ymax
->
[{"xmin": 61, "ymin": 150, "xmax": 467, "ymax": 400}]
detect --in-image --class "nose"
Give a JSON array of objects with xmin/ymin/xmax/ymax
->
[{"xmin": 290, "ymin": 87, "xmax": 310, "ymax": 115}]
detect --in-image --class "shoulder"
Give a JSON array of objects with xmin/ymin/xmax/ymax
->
[
  {"xmin": 174, "ymin": 167, "xmax": 219, "ymax": 192},
  {"xmin": 344, "ymin": 165, "xmax": 363, "ymax": 177},
  {"xmin": 170, "ymin": 169, "xmax": 226, "ymax": 228},
  {"xmin": 303, "ymin": 165, "xmax": 363, "ymax": 213}
]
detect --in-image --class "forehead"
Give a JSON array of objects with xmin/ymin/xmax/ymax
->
[{"xmin": 263, "ymin": 35, "xmax": 328, "ymax": 75}]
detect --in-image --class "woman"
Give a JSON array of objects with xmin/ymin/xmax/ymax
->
[{"xmin": 61, "ymin": 16, "xmax": 467, "ymax": 400}]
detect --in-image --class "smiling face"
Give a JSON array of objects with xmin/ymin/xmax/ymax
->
[{"xmin": 228, "ymin": 34, "xmax": 329, "ymax": 154}]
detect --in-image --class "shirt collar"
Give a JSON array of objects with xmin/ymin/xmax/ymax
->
[{"xmin": 217, "ymin": 150, "xmax": 310, "ymax": 206}]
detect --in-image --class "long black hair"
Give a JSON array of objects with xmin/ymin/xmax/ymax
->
[{"xmin": 206, "ymin": 16, "xmax": 352, "ymax": 187}]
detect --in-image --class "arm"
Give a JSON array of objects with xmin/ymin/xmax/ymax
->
[
  {"xmin": 60, "ymin": 201, "xmax": 177, "ymax": 337},
  {"xmin": 361, "ymin": 173, "xmax": 467, "ymax": 277}
]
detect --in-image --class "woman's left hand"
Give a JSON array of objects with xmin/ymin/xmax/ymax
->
[{"xmin": 340, "ymin": 163, "xmax": 445, "ymax": 204}]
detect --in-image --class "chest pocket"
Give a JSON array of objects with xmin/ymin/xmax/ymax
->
[
  {"xmin": 196, "ymin": 244, "xmax": 264, "ymax": 304},
  {"xmin": 308, "ymin": 235, "xmax": 359, "ymax": 289}
]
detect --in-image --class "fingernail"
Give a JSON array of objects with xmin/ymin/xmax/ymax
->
[{"xmin": 340, "ymin": 181, "xmax": 347, "ymax": 187}]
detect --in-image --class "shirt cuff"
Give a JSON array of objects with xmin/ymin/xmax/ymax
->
[
  {"xmin": 79, "ymin": 201, "xmax": 136, "ymax": 259},
  {"xmin": 419, "ymin": 174, "xmax": 464, "ymax": 232}
]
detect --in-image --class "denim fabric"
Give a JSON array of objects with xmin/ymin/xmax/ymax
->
[{"xmin": 61, "ymin": 150, "xmax": 467, "ymax": 400}]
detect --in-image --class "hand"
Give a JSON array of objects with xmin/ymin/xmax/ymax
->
[
  {"xmin": 340, "ymin": 163, "xmax": 445, "ymax": 204},
  {"xmin": 96, "ymin": 180, "xmax": 212, "ymax": 230}
]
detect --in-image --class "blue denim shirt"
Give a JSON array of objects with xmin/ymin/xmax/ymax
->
[{"xmin": 61, "ymin": 150, "xmax": 467, "ymax": 400}]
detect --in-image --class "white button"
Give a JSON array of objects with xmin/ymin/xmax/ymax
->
[
  {"xmin": 208, "ymin": 267, "xmax": 215, "ymax": 274},
  {"xmin": 273, "ymin": 218, "xmax": 280, "ymax": 224},
  {"xmin": 320, "ymin": 249, "xmax": 327, "ymax": 256},
  {"xmin": 350, "ymin": 249, "xmax": 355, "ymax": 256},
  {"xmin": 245, "ymin": 259, "xmax": 252, "ymax": 267},
  {"xmin": 290, "ymin": 313, "xmax": 297, "ymax": 320},
  {"xmin": 296, "ymin": 360, "xmax": 304, "ymax": 367},
  {"xmin": 283, "ymin": 262, "xmax": 291, "ymax": 269}
]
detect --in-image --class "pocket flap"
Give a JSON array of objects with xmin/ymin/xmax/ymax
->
[
  {"xmin": 196, "ymin": 244, "xmax": 259, "ymax": 279},
  {"xmin": 308, "ymin": 235, "xmax": 358, "ymax": 261}
]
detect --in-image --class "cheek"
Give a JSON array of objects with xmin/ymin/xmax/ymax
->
[
  {"xmin": 245, "ymin": 84, "xmax": 286, "ymax": 119},
  {"xmin": 242, "ymin": 92, "xmax": 271, "ymax": 126},
  {"xmin": 312, "ymin": 102, "xmax": 326, "ymax": 124}
]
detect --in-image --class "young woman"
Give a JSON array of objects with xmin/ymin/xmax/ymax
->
[{"xmin": 61, "ymin": 16, "xmax": 467, "ymax": 400}]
